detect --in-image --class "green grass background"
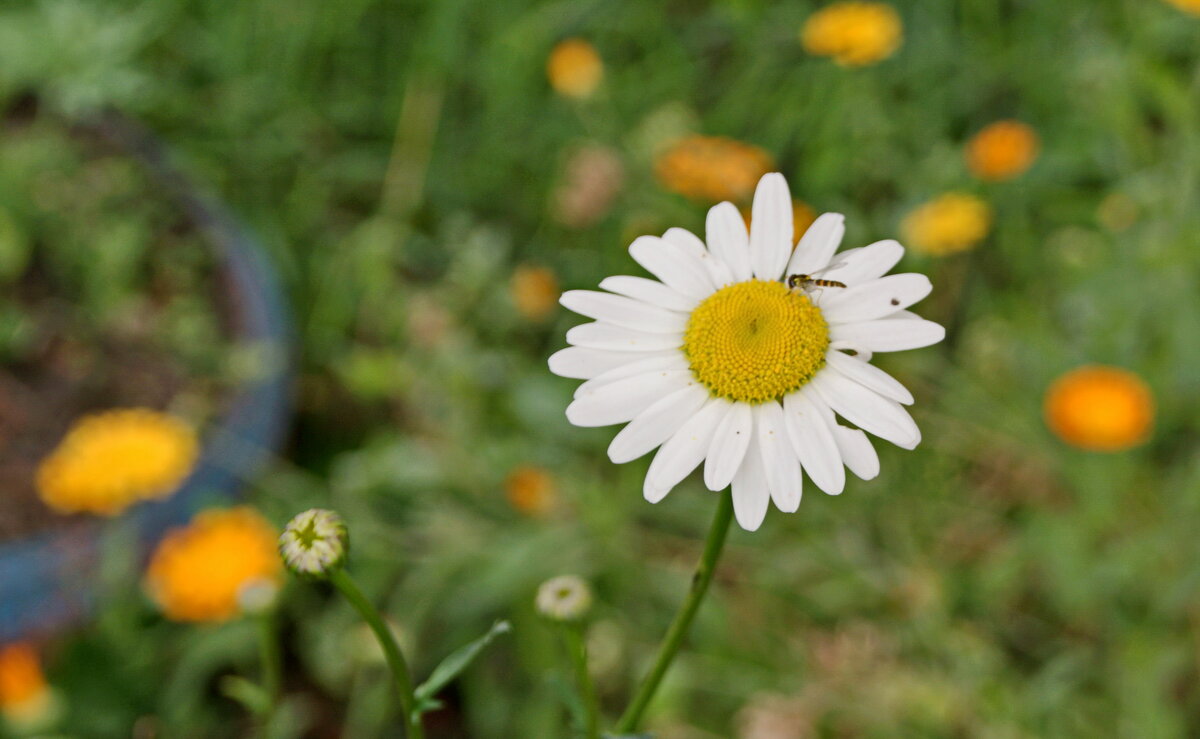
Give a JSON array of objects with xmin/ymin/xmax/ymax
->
[{"xmin": 1, "ymin": 0, "xmax": 1199, "ymax": 736}]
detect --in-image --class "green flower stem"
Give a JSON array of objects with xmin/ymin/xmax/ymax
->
[
  {"xmin": 563, "ymin": 624, "xmax": 600, "ymax": 739},
  {"xmin": 330, "ymin": 569, "xmax": 425, "ymax": 739},
  {"xmin": 257, "ymin": 612, "xmax": 282, "ymax": 722},
  {"xmin": 615, "ymin": 493, "xmax": 735, "ymax": 733}
]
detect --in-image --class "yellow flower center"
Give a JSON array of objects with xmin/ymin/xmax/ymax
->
[{"xmin": 683, "ymin": 280, "xmax": 829, "ymax": 404}]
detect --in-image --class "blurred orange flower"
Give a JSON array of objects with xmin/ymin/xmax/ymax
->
[
  {"xmin": 510, "ymin": 265, "xmax": 560, "ymax": 321},
  {"xmin": 37, "ymin": 409, "xmax": 198, "ymax": 516},
  {"xmin": 966, "ymin": 121, "xmax": 1040, "ymax": 181},
  {"xmin": 801, "ymin": 2, "xmax": 903, "ymax": 67},
  {"xmin": 547, "ymin": 39, "xmax": 603, "ymax": 99},
  {"xmin": 742, "ymin": 200, "xmax": 818, "ymax": 246},
  {"xmin": 1163, "ymin": 0, "xmax": 1200, "ymax": 14},
  {"xmin": 655, "ymin": 135, "xmax": 774, "ymax": 203},
  {"xmin": 505, "ymin": 465, "xmax": 558, "ymax": 517},
  {"xmin": 901, "ymin": 193, "xmax": 991, "ymax": 256},
  {"xmin": 0, "ymin": 643, "xmax": 58, "ymax": 728},
  {"xmin": 1044, "ymin": 366, "xmax": 1154, "ymax": 451},
  {"xmin": 145, "ymin": 507, "xmax": 282, "ymax": 623}
]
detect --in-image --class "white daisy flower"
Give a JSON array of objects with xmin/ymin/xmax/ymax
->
[{"xmin": 549, "ymin": 173, "xmax": 945, "ymax": 531}]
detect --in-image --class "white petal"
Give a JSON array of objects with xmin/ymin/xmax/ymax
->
[
  {"xmin": 821, "ymin": 240, "xmax": 904, "ymax": 284},
  {"xmin": 703, "ymin": 402, "xmax": 753, "ymax": 491},
  {"xmin": 824, "ymin": 350, "xmax": 914, "ymax": 405},
  {"xmin": 629, "ymin": 235, "xmax": 714, "ymax": 300},
  {"xmin": 566, "ymin": 370, "xmax": 693, "ymax": 427},
  {"xmin": 574, "ymin": 353, "xmax": 690, "ymax": 399},
  {"xmin": 560, "ymin": 290, "xmax": 689, "ymax": 333},
  {"xmin": 608, "ymin": 384, "xmax": 710, "ymax": 463},
  {"xmin": 809, "ymin": 370, "xmax": 921, "ymax": 449},
  {"xmin": 782, "ymin": 390, "xmax": 845, "ymax": 495},
  {"xmin": 819, "ymin": 274, "xmax": 933, "ymax": 325},
  {"xmin": 662, "ymin": 227, "xmax": 735, "ymax": 289},
  {"xmin": 833, "ymin": 425, "xmax": 879, "ymax": 480},
  {"xmin": 599, "ymin": 275, "xmax": 698, "ymax": 313},
  {"xmin": 644, "ymin": 399, "xmax": 730, "ymax": 503},
  {"xmin": 786, "ymin": 212, "xmax": 845, "ymax": 277},
  {"xmin": 753, "ymin": 402, "xmax": 802, "ymax": 513},
  {"xmin": 705, "ymin": 202, "xmax": 753, "ymax": 282},
  {"xmin": 748, "ymin": 173, "xmax": 792, "ymax": 281},
  {"xmin": 730, "ymin": 425, "xmax": 769, "ymax": 531},
  {"xmin": 829, "ymin": 318, "xmax": 945, "ymax": 353},
  {"xmin": 566, "ymin": 322, "xmax": 683, "ymax": 352},
  {"xmin": 549, "ymin": 347, "xmax": 673, "ymax": 380}
]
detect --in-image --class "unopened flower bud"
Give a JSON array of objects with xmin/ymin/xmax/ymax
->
[
  {"xmin": 279, "ymin": 509, "xmax": 349, "ymax": 578},
  {"xmin": 536, "ymin": 575, "xmax": 593, "ymax": 622}
]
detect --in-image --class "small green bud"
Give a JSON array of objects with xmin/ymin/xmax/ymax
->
[{"xmin": 279, "ymin": 509, "xmax": 349, "ymax": 578}]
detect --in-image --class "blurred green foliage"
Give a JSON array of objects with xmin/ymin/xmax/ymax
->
[{"xmin": 1, "ymin": 0, "xmax": 1199, "ymax": 737}]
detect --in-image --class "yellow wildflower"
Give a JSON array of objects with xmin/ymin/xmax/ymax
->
[
  {"xmin": 511, "ymin": 265, "xmax": 560, "ymax": 322},
  {"xmin": 655, "ymin": 135, "xmax": 774, "ymax": 203},
  {"xmin": 145, "ymin": 507, "xmax": 282, "ymax": 623},
  {"xmin": 1044, "ymin": 366, "xmax": 1154, "ymax": 452},
  {"xmin": 965, "ymin": 120, "xmax": 1040, "ymax": 181},
  {"xmin": 547, "ymin": 39, "xmax": 603, "ymax": 99},
  {"xmin": 901, "ymin": 193, "xmax": 992, "ymax": 256},
  {"xmin": 37, "ymin": 409, "xmax": 198, "ymax": 516},
  {"xmin": 801, "ymin": 2, "xmax": 903, "ymax": 67},
  {"xmin": 505, "ymin": 465, "xmax": 557, "ymax": 517}
]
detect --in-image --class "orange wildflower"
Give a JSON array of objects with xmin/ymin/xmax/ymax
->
[
  {"xmin": 505, "ymin": 465, "xmax": 557, "ymax": 517},
  {"xmin": 965, "ymin": 121, "xmax": 1039, "ymax": 181},
  {"xmin": 1044, "ymin": 366, "xmax": 1154, "ymax": 451},
  {"xmin": 655, "ymin": 135, "xmax": 774, "ymax": 203},
  {"xmin": 801, "ymin": 2, "xmax": 903, "ymax": 67},
  {"xmin": 145, "ymin": 507, "xmax": 282, "ymax": 623},
  {"xmin": 511, "ymin": 265, "xmax": 560, "ymax": 322}
]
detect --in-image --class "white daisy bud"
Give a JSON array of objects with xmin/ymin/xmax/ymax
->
[
  {"xmin": 536, "ymin": 575, "xmax": 593, "ymax": 622},
  {"xmin": 279, "ymin": 509, "xmax": 349, "ymax": 578}
]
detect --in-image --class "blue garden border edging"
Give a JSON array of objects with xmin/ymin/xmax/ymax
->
[{"xmin": 0, "ymin": 111, "xmax": 293, "ymax": 643}]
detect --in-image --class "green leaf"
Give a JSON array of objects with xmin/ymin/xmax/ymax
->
[
  {"xmin": 413, "ymin": 620, "xmax": 512, "ymax": 711},
  {"xmin": 218, "ymin": 675, "xmax": 272, "ymax": 716}
]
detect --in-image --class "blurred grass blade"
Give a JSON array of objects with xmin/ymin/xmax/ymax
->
[{"xmin": 413, "ymin": 620, "xmax": 512, "ymax": 711}]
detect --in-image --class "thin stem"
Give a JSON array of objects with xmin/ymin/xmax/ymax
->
[
  {"xmin": 330, "ymin": 569, "xmax": 425, "ymax": 739},
  {"xmin": 257, "ymin": 612, "xmax": 282, "ymax": 729},
  {"xmin": 615, "ymin": 494, "xmax": 735, "ymax": 733},
  {"xmin": 563, "ymin": 625, "xmax": 599, "ymax": 739}
]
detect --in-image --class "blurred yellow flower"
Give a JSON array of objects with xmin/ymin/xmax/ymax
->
[
  {"xmin": 145, "ymin": 507, "xmax": 282, "ymax": 623},
  {"xmin": 965, "ymin": 121, "xmax": 1040, "ymax": 181},
  {"xmin": 37, "ymin": 409, "xmax": 198, "ymax": 516},
  {"xmin": 1044, "ymin": 366, "xmax": 1154, "ymax": 451},
  {"xmin": 901, "ymin": 193, "xmax": 992, "ymax": 256},
  {"xmin": 0, "ymin": 644, "xmax": 59, "ymax": 730},
  {"xmin": 801, "ymin": 2, "xmax": 903, "ymax": 67},
  {"xmin": 505, "ymin": 465, "xmax": 557, "ymax": 517},
  {"xmin": 547, "ymin": 39, "xmax": 603, "ymax": 99},
  {"xmin": 741, "ymin": 199, "xmax": 818, "ymax": 245},
  {"xmin": 1163, "ymin": 0, "xmax": 1200, "ymax": 14},
  {"xmin": 655, "ymin": 135, "xmax": 774, "ymax": 203},
  {"xmin": 510, "ymin": 265, "xmax": 560, "ymax": 321}
]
